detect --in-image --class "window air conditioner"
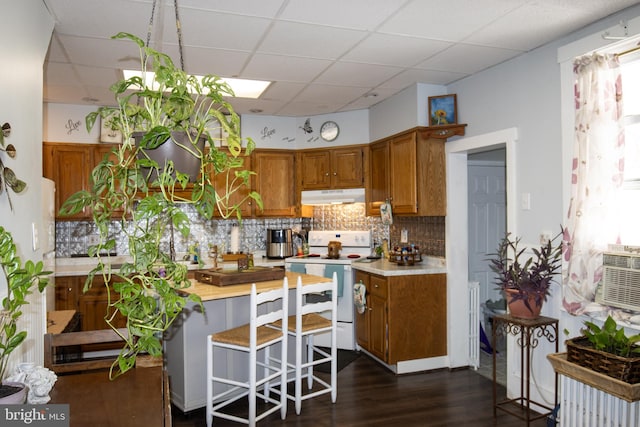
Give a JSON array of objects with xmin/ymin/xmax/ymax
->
[{"xmin": 596, "ymin": 247, "xmax": 640, "ymax": 312}]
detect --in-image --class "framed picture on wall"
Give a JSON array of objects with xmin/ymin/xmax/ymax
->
[{"xmin": 428, "ymin": 94, "xmax": 457, "ymax": 126}]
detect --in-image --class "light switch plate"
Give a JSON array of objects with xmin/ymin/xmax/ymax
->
[{"xmin": 31, "ymin": 222, "xmax": 39, "ymax": 251}]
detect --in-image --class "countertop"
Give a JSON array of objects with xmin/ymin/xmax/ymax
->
[
  {"xmin": 54, "ymin": 251, "xmax": 285, "ymax": 277},
  {"xmin": 181, "ymin": 271, "xmax": 331, "ymax": 302},
  {"xmin": 351, "ymin": 256, "xmax": 446, "ymax": 276}
]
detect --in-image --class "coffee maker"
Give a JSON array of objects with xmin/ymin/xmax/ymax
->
[{"xmin": 266, "ymin": 229, "xmax": 293, "ymax": 259}]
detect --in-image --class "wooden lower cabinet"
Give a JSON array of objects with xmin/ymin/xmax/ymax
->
[
  {"xmin": 354, "ymin": 270, "xmax": 447, "ymax": 364},
  {"xmin": 55, "ymin": 274, "xmax": 126, "ymax": 331}
]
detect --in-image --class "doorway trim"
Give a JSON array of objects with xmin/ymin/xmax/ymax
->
[{"xmin": 445, "ymin": 127, "xmax": 518, "ymax": 368}]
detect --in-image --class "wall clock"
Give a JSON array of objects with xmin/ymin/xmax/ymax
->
[{"xmin": 320, "ymin": 121, "xmax": 339, "ymax": 142}]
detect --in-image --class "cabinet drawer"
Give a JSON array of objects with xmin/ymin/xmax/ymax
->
[{"xmin": 369, "ymin": 275, "xmax": 388, "ymax": 298}]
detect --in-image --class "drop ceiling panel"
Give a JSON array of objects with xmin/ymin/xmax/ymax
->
[
  {"xmin": 243, "ymin": 54, "xmax": 331, "ymax": 83},
  {"xmin": 257, "ymin": 21, "xmax": 367, "ymax": 59},
  {"xmin": 378, "ymin": 0, "xmax": 526, "ymax": 42},
  {"xmin": 315, "ymin": 62, "xmax": 403, "ymax": 87},
  {"xmin": 380, "ymin": 68, "xmax": 468, "ymax": 90},
  {"xmin": 342, "ymin": 33, "xmax": 452, "ymax": 67},
  {"xmin": 278, "ymin": 0, "xmax": 406, "ymax": 30},
  {"xmin": 178, "ymin": 0, "xmax": 286, "ymax": 17},
  {"xmin": 176, "ymin": 8, "xmax": 272, "ymax": 51},
  {"xmin": 417, "ymin": 44, "xmax": 521, "ymax": 75}
]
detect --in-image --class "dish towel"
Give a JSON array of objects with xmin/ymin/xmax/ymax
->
[
  {"xmin": 353, "ymin": 282, "xmax": 366, "ymax": 314},
  {"xmin": 304, "ymin": 264, "xmax": 325, "ymax": 277},
  {"xmin": 289, "ymin": 263, "xmax": 306, "ymax": 274},
  {"xmin": 323, "ymin": 264, "xmax": 344, "ymax": 297}
]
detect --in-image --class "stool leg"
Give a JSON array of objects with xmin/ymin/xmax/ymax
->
[
  {"xmin": 249, "ymin": 348, "xmax": 257, "ymax": 427},
  {"xmin": 206, "ymin": 340, "xmax": 213, "ymax": 427},
  {"xmin": 264, "ymin": 346, "xmax": 270, "ymax": 401},
  {"xmin": 280, "ymin": 338, "xmax": 288, "ymax": 420},
  {"xmin": 306, "ymin": 335, "xmax": 314, "ymax": 389},
  {"xmin": 331, "ymin": 332, "xmax": 337, "ymax": 403},
  {"xmin": 295, "ymin": 333, "xmax": 303, "ymax": 415}
]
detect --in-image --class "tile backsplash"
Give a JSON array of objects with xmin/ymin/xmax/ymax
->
[{"xmin": 56, "ymin": 203, "xmax": 445, "ymax": 258}]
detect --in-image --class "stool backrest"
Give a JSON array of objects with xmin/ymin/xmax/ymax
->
[
  {"xmin": 250, "ymin": 278, "xmax": 289, "ymax": 346},
  {"xmin": 295, "ymin": 273, "xmax": 338, "ymax": 330}
]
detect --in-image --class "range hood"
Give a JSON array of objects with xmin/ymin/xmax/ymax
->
[{"xmin": 300, "ymin": 188, "xmax": 365, "ymax": 205}]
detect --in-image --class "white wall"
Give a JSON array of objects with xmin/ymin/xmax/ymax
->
[
  {"xmin": 369, "ymin": 83, "xmax": 446, "ymax": 141},
  {"xmin": 241, "ymin": 109, "xmax": 370, "ymax": 149},
  {"xmin": 43, "ymin": 103, "xmax": 100, "ymax": 143},
  {"xmin": 0, "ymin": 0, "xmax": 54, "ymax": 371},
  {"xmin": 447, "ymin": 2, "xmax": 640, "ymax": 407}
]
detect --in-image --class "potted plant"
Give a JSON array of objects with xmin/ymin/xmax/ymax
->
[
  {"xmin": 0, "ymin": 226, "xmax": 50, "ymax": 402},
  {"xmin": 488, "ymin": 231, "xmax": 562, "ymax": 319},
  {"xmin": 60, "ymin": 33, "xmax": 262, "ymax": 378},
  {"xmin": 565, "ymin": 315, "xmax": 640, "ymax": 384}
]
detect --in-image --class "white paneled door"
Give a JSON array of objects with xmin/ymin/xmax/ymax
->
[{"xmin": 467, "ymin": 162, "xmax": 506, "ymax": 314}]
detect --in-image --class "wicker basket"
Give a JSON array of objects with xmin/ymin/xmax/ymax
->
[{"xmin": 566, "ymin": 337, "xmax": 640, "ymax": 384}]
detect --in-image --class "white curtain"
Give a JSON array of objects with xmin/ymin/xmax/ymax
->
[{"xmin": 562, "ymin": 53, "xmax": 625, "ymax": 315}]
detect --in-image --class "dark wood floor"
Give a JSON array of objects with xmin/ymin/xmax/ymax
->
[{"xmin": 172, "ymin": 353, "xmax": 551, "ymax": 426}]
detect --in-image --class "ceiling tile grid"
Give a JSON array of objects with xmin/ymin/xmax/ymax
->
[{"xmin": 42, "ymin": 0, "xmax": 640, "ymax": 116}]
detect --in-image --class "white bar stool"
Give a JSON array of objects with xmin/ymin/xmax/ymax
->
[
  {"xmin": 283, "ymin": 274, "xmax": 338, "ymax": 415},
  {"xmin": 206, "ymin": 279, "xmax": 289, "ymax": 427}
]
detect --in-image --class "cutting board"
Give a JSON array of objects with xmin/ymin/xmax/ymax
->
[{"xmin": 194, "ymin": 266, "xmax": 285, "ymax": 286}]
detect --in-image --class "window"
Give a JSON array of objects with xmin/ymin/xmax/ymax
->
[{"xmin": 619, "ymin": 52, "xmax": 640, "ymax": 244}]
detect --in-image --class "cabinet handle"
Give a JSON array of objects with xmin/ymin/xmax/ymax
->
[
  {"xmin": 333, "ymin": 172, "xmax": 337, "ymax": 176},
  {"xmin": 374, "ymin": 284, "xmax": 379, "ymax": 288},
  {"xmin": 325, "ymin": 172, "xmax": 329, "ymax": 176}
]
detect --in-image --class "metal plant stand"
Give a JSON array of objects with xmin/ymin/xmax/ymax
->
[{"xmin": 492, "ymin": 314, "xmax": 559, "ymax": 426}]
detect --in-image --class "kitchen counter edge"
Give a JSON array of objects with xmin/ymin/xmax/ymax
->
[{"xmin": 352, "ymin": 258, "xmax": 446, "ymax": 276}]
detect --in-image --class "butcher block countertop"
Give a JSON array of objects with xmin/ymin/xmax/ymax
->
[{"xmin": 180, "ymin": 271, "xmax": 331, "ymax": 302}]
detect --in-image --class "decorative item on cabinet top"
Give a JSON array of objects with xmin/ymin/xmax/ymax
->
[{"xmin": 428, "ymin": 94, "xmax": 457, "ymax": 126}]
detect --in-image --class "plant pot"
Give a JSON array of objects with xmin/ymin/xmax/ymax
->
[
  {"xmin": 566, "ymin": 336, "xmax": 640, "ymax": 384},
  {"xmin": 133, "ymin": 131, "xmax": 206, "ymax": 182},
  {"xmin": 0, "ymin": 381, "xmax": 28, "ymax": 404},
  {"xmin": 505, "ymin": 289, "xmax": 542, "ymax": 319}
]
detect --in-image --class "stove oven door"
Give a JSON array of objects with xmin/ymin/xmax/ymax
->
[{"xmin": 285, "ymin": 262, "xmax": 356, "ymax": 350}]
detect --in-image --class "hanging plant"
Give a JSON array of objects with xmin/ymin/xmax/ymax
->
[{"xmin": 0, "ymin": 123, "xmax": 27, "ymax": 211}]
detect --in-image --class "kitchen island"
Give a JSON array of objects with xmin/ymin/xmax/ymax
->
[
  {"xmin": 165, "ymin": 271, "xmax": 331, "ymax": 412},
  {"xmin": 352, "ymin": 257, "xmax": 448, "ymax": 374}
]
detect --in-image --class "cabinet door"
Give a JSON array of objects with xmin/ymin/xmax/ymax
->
[
  {"xmin": 253, "ymin": 151, "xmax": 296, "ymax": 217},
  {"xmin": 43, "ymin": 142, "xmax": 93, "ymax": 220},
  {"xmin": 330, "ymin": 147, "xmax": 363, "ymax": 188},
  {"xmin": 79, "ymin": 275, "xmax": 127, "ymax": 331},
  {"xmin": 212, "ymin": 151, "xmax": 253, "ymax": 218},
  {"xmin": 55, "ymin": 276, "xmax": 80, "ymax": 311},
  {"xmin": 389, "ymin": 133, "xmax": 418, "ymax": 214},
  {"xmin": 299, "ymin": 150, "xmax": 330, "ymax": 190},
  {"xmin": 367, "ymin": 140, "xmax": 389, "ymax": 216},
  {"xmin": 354, "ymin": 271, "xmax": 370, "ymax": 351},
  {"xmin": 416, "ymin": 135, "xmax": 446, "ymax": 216},
  {"xmin": 369, "ymin": 274, "xmax": 388, "ymax": 361}
]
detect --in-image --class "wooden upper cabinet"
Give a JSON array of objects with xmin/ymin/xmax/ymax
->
[
  {"xmin": 43, "ymin": 142, "xmax": 93, "ymax": 220},
  {"xmin": 44, "ymin": 142, "xmax": 125, "ymax": 220},
  {"xmin": 366, "ymin": 140, "xmax": 389, "ymax": 216},
  {"xmin": 389, "ymin": 132, "xmax": 418, "ymax": 214},
  {"xmin": 211, "ymin": 151, "xmax": 253, "ymax": 218},
  {"xmin": 253, "ymin": 150, "xmax": 296, "ymax": 217},
  {"xmin": 299, "ymin": 146, "xmax": 364, "ymax": 190},
  {"xmin": 367, "ymin": 125, "xmax": 465, "ymax": 217}
]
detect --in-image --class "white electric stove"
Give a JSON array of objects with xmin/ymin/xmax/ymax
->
[{"xmin": 285, "ymin": 230, "xmax": 372, "ymax": 350}]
